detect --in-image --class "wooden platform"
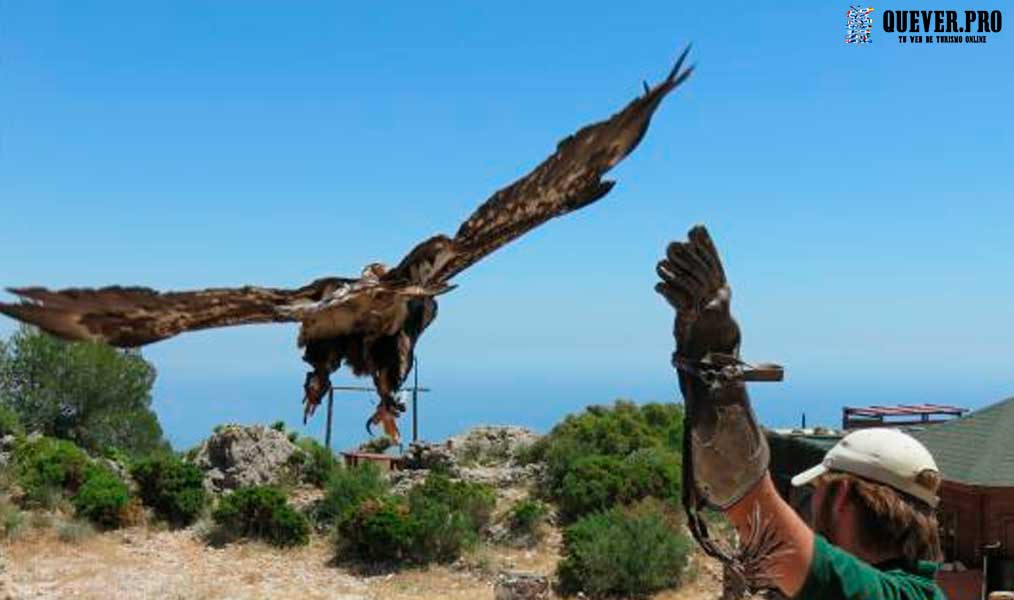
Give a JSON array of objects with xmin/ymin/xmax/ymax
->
[{"xmin": 340, "ymin": 451, "xmax": 402, "ymax": 472}]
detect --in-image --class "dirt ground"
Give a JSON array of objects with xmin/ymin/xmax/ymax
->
[{"xmin": 2, "ymin": 523, "xmax": 724, "ymax": 600}]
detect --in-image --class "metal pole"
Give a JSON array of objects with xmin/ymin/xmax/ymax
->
[
  {"xmin": 412, "ymin": 356, "xmax": 419, "ymax": 443},
  {"xmin": 325, "ymin": 385, "xmax": 334, "ymax": 450}
]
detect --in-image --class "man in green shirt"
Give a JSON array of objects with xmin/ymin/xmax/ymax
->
[{"xmin": 655, "ymin": 226, "xmax": 946, "ymax": 600}]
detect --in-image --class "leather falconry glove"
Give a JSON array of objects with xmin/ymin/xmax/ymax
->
[{"xmin": 655, "ymin": 225, "xmax": 783, "ymax": 563}]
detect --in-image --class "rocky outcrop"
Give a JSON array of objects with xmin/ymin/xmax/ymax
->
[
  {"xmin": 192, "ymin": 424, "xmax": 299, "ymax": 493},
  {"xmin": 400, "ymin": 441, "xmax": 457, "ymax": 473},
  {"xmin": 448, "ymin": 426, "xmax": 539, "ymax": 467},
  {"xmin": 494, "ymin": 571, "xmax": 550, "ymax": 600},
  {"xmin": 391, "ymin": 427, "xmax": 543, "ymax": 496}
]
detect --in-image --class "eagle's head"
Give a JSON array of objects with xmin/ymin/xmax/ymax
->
[{"xmin": 361, "ymin": 263, "xmax": 388, "ymax": 280}]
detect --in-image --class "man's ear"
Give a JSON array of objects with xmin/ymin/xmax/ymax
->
[{"xmin": 831, "ymin": 478, "xmax": 852, "ymax": 513}]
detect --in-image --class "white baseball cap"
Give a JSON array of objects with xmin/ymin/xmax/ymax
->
[{"xmin": 791, "ymin": 428, "xmax": 940, "ymax": 508}]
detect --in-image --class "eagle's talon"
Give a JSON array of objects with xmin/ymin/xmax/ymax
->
[
  {"xmin": 367, "ymin": 402, "xmax": 401, "ymax": 444},
  {"xmin": 302, "ymin": 371, "xmax": 331, "ymax": 424}
]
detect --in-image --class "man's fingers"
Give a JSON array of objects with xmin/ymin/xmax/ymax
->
[
  {"xmin": 689, "ymin": 226, "xmax": 726, "ymax": 284},
  {"xmin": 654, "ymin": 282, "xmax": 682, "ymax": 309},
  {"xmin": 660, "ymin": 258, "xmax": 706, "ymax": 300},
  {"xmin": 666, "ymin": 242, "xmax": 712, "ymax": 291}
]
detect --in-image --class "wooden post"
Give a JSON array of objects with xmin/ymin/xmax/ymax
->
[
  {"xmin": 325, "ymin": 386, "xmax": 334, "ymax": 450},
  {"xmin": 412, "ymin": 357, "xmax": 419, "ymax": 443}
]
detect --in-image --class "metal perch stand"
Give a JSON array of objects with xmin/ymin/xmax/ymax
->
[{"xmin": 323, "ymin": 357, "xmax": 431, "ymax": 450}]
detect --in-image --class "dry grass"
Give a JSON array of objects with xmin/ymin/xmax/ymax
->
[{"xmin": 3, "ymin": 507, "xmax": 726, "ymax": 600}]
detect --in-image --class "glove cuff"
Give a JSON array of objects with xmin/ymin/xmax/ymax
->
[{"xmin": 689, "ymin": 386, "xmax": 771, "ymax": 510}]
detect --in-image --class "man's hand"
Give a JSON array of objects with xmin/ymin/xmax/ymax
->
[
  {"xmin": 655, "ymin": 226, "xmax": 740, "ymax": 365},
  {"xmin": 656, "ymin": 226, "xmax": 807, "ymax": 597},
  {"xmin": 654, "ymin": 226, "xmax": 771, "ymax": 514}
]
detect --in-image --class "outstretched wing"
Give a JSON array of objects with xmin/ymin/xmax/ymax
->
[
  {"xmin": 385, "ymin": 46, "xmax": 694, "ymax": 287},
  {"xmin": 0, "ymin": 277, "xmax": 352, "ymax": 348}
]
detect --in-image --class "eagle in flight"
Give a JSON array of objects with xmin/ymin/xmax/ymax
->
[{"xmin": 0, "ymin": 48, "xmax": 693, "ymax": 443}]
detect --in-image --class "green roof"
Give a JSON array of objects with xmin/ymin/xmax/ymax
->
[{"xmin": 911, "ymin": 397, "xmax": 1014, "ymax": 487}]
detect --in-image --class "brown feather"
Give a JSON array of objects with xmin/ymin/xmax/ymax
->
[
  {"xmin": 0, "ymin": 278, "xmax": 350, "ymax": 348},
  {"xmin": 385, "ymin": 46, "xmax": 693, "ymax": 286}
]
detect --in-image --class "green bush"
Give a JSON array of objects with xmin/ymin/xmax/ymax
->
[
  {"xmin": 508, "ymin": 498, "xmax": 550, "ymax": 543},
  {"xmin": 317, "ymin": 463, "xmax": 388, "ymax": 527},
  {"xmin": 338, "ymin": 497, "xmax": 414, "ymax": 562},
  {"xmin": 555, "ymin": 447, "xmax": 681, "ymax": 522},
  {"xmin": 270, "ymin": 420, "xmax": 286, "ymax": 432},
  {"xmin": 132, "ymin": 454, "xmax": 207, "ymax": 527},
  {"xmin": 293, "ymin": 437, "xmax": 340, "ymax": 487},
  {"xmin": 530, "ymin": 400, "xmax": 684, "ymax": 521},
  {"xmin": 358, "ymin": 435, "xmax": 396, "ymax": 455},
  {"xmin": 212, "ymin": 486, "xmax": 309, "ymax": 547},
  {"xmin": 72, "ymin": 465, "xmax": 130, "ymax": 528},
  {"xmin": 0, "ymin": 326, "xmax": 169, "ymax": 458},
  {"xmin": 337, "ymin": 473, "xmax": 495, "ymax": 564},
  {"xmin": 557, "ymin": 500, "xmax": 692, "ymax": 598},
  {"xmin": 0, "ymin": 500, "xmax": 24, "ymax": 541},
  {"xmin": 0, "ymin": 404, "xmax": 24, "ymax": 437},
  {"xmin": 407, "ymin": 473, "xmax": 495, "ymax": 532},
  {"xmin": 557, "ymin": 455, "xmax": 626, "ymax": 520},
  {"xmin": 15, "ymin": 436, "xmax": 91, "ymax": 505},
  {"xmin": 408, "ymin": 493, "xmax": 478, "ymax": 563}
]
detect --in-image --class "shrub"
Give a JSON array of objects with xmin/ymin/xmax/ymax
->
[
  {"xmin": 337, "ymin": 473, "xmax": 495, "ymax": 564},
  {"xmin": 557, "ymin": 500, "xmax": 692, "ymax": 598},
  {"xmin": 408, "ymin": 493, "xmax": 478, "ymax": 563},
  {"xmin": 623, "ymin": 446, "xmax": 681, "ymax": 499},
  {"xmin": 358, "ymin": 435, "xmax": 395, "ymax": 455},
  {"xmin": 57, "ymin": 519, "xmax": 96, "ymax": 544},
  {"xmin": 72, "ymin": 465, "xmax": 130, "ymax": 528},
  {"xmin": 0, "ymin": 500, "xmax": 24, "ymax": 541},
  {"xmin": 15, "ymin": 436, "xmax": 91, "ymax": 505},
  {"xmin": 132, "ymin": 454, "xmax": 207, "ymax": 527},
  {"xmin": 557, "ymin": 455, "xmax": 627, "ymax": 521},
  {"xmin": 507, "ymin": 499, "xmax": 550, "ymax": 544},
  {"xmin": 555, "ymin": 448, "xmax": 681, "ymax": 522},
  {"xmin": 0, "ymin": 404, "xmax": 24, "ymax": 437},
  {"xmin": 100, "ymin": 446, "xmax": 133, "ymax": 469},
  {"xmin": 317, "ymin": 463, "xmax": 388, "ymax": 527},
  {"xmin": 270, "ymin": 420, "xmax": 286, "ymax": 432},
  {"xmin": 407, "ymin": 473, "xmax": 495, "ymax": 532},
  {"xmin": 294, "ymin": 437, "xmax": 340, "ymax": 487},
  {"xmin": 0, "ymin": 326, "xmax": 169, "ymax": 458},
  {"xmin": 531, "ymin": 401, "xmax": 684, "ymax": 521},
  {"xmin": 338, "ymin": 497, "xmax": 414, "ymax": 562},
  {"xmin": 212, "ymin": 486, "xmax": 309, "ymax": 547}
]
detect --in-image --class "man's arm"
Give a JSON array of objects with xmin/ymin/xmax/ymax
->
[
  {"xmin": 655, "ymin": 226, "xmax": 812, "ymax": 597},
  {"xmin": 726, "ymin": 474, "xmax": 814, "ymax": 596},
  {"xmin": 656, "ymin": 227, "xmax": 947, "ymax": 600}
]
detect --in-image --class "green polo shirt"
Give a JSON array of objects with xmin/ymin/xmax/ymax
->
[{"xmin": 794, "ymin": 535, "xmax": 946, "ymax": 600}]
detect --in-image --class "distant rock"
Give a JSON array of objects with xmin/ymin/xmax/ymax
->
[
  {"xmin": 448, "ymin": 426, "xmax": 540, "ymax": 467},
  {"xmin": 390, "ymin": 427, "xmax": 543, "ymax": 495},
  {"xmin": 192, "ymin": 424, "xmax": 299, "ymax": 493},
  {"xmin": 494, "ymin": 570, "xmax": 550, "ymax": 600},
  {"xmin": 401, "ymin": 440, "xmax": 457, "ymax": 473}
]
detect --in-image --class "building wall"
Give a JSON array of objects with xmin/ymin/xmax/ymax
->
[
  {"xmin": 984, "ymin": 488, "xmax": 1014, "ymax": 556},
  {"xmin": 939, "ymin": 482, "xmax": 1014, "ymax": 565},
  {"xmin": 939, "ymin": 481, "xmax": 983, "ymax": 564}
]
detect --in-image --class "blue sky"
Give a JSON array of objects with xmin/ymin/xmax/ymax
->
[{"xmin": 2, "ymin": 2, "xmax": 1012, "ymax": 450}]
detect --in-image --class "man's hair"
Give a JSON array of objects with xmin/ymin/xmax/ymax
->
[{"xmin": 815, "ymin": 470, "xmax": 942, "ymax": 563}]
